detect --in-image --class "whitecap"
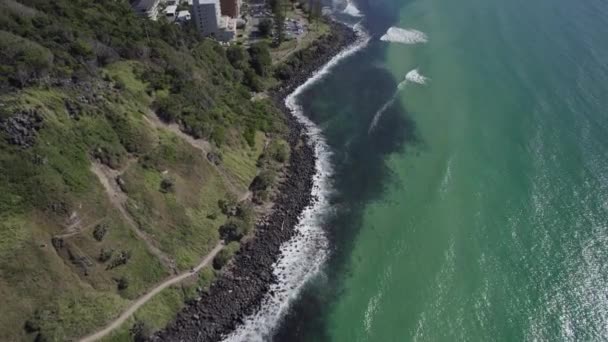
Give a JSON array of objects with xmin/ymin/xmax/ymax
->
[
  {"xmin": 405, "ymin": 68, "xmax": 429, "ymax": 85},
  {"xmin": 380, "ymin": 27, "xmax": 428, "ymax": 44},
  {"xmin": 342, "ymin": 0, "xmax": 363, "ymax": 17}
]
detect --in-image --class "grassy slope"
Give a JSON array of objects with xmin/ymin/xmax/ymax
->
[
  {"xmin": 0, "ymin": 57, "xmax": 269, "ymax": 341},
  {"xmin": 0, "ymin": 1, "xmax": 276, "ymax": 339}
]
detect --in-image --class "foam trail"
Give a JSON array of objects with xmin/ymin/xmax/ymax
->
[
  {"xmin": 368, "ymin": 69, "xmax": 428, "ymax": 133},
  {"xmin": 380, "ymin": 27, "xmax": 428, "ymax": 44},
  {"xmin": 368, "ymin": 97, "xmax": 397, "ymax": 133},
  {"xmin": 222, "ymin": 23, "xmax": 370, "ymax": 342},
  {"xmin": 342, "ymin": 0, "xmax": 363, "ymax": 17}
]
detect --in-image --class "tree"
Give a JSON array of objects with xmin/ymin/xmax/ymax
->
[
  {"xmin": 248, "ymin": 42, "xmax": 272, "ymax": 77},
  {"xmin": 250, "ymin": 170, "xmax": 276, "ymax": 191},
  {"xmin": 226, "ymin": 45, "xmax": 249, "ymax": 69},
  {"xmin": 258, "ymin": 19, "xmax": 273, "ymax": 37},
  {"xmin": 212, "ymin": 241, "xmax": 240, "ymax": 269},
  {"xmin": 218, "ymin": 218, "xmax": 251, "ymax": 242},
  {"xmin": 243, "ymin": 68, "xmax": 264, "ymax": 92}
]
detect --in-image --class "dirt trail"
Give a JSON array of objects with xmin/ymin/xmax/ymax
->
[
  {"xmin": 144, "ymin": 114, "xmax": 249, "ymax": 200},
  {"xmin": 90, "ymin": 162, "xmax": 176, "ymax": 272},
  {"xmin": 79, "ymin": 242, "xmax": 224, "ymax": 342}
]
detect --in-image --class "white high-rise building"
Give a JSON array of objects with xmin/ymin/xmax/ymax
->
[{"xmin": 192, "ymin": 0, "xmax": 222, "ymax": 37}]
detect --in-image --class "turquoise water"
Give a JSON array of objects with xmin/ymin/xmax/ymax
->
[{"xmin": 273, "ymin": 0, "xmax": 608, "ymax": 340}]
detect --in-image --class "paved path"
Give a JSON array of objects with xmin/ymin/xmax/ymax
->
[{"xmin": 79, "ymin": 241, "xmax": 224, "ymax": 342}]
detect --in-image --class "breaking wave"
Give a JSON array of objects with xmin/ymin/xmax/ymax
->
[
  {"xmin": 222, "ymin": 22, "xmax": 370, "ymax": 342},
  {"xmin": 380, "ymin": 27, "xmax": 428, "ymax": 44},
  {"xmin": 342, "ymin": 0, "xmax": 363, "ymax": 17},
  {"xmin": 406, "ymin": 68, "xmax": 429, "ymax": 85}
]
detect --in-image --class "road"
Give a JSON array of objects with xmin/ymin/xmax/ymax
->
[{"xmin": 79, "ymin": 241, "xmax": 225, "ymax": 342}]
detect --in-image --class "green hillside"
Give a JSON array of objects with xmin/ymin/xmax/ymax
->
[{"xmin": 0, "ymin": 0, "xmax": 286, "ymax": 340}]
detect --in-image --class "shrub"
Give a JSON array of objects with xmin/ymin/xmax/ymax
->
[
  {"xmin": 106, "ymin": 250, "xmax": 131, "ymax": 270},
  {"xmin": 98, "ymin": 248, "xmax": 113, "ymax": 263},
  {"xmin": 212, "ymin": 241, "xmax": 240, "ymax": 270},
  {"xmin": 116, "ymin": 276, "xmax": 129, "ymax": 290},
  {"xmin": 236, "ymin": 202, "xmax": 254, "ymax": 224},
  {"xmin": 130, "ymin": 321, "xmax": 152, "ymax": 342},
  {"xmin": 218, "ymin": 218, "xmax": 251, "ymax": 242},
  {"xmin": 248, "ymin": 42, "xmax": 272, "ymax": 77},
  {"xmin": 250, "ymin": 170, "xmax": 276, "ymax": 191},
  {"xmin": 269, "ymin": 139, "xmax": 289, "ymax": 163},
  {"xmin": 226, "ymin": 45, "xmax": 249, "ymax": 69},
  {"xmin": 92, "ymin": 223, "xmax": 108, "ymax": 241},
  {"xmin": 160, "ymin": 177, "xmax": 175, "ymax": 193}
]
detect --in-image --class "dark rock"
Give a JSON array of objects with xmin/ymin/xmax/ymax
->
[{"xmin": 0, "ymin": 108, "xmax": 44, "ymax": 148}]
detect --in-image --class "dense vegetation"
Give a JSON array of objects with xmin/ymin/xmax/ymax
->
[
  {"xmin": 0, "ymin": 0, "xmax": 288, "ymax": 341},
  {"xmin": 0, "ymin": 0, "xmax": 283, "ymax": 145}
]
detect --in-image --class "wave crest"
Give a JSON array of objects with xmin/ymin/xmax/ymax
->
[
  {"xmin": 406, "ymin": 68, "xmax": 429, "ymax": 85},
  {"xmin": 380, "ymin": 27, "xmax": 428, "ymax": 44},
  {"xmin": 342, "ymin": 0, "xmax": 363, "ymax": 17}
]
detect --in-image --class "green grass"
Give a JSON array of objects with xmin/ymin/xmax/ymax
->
[
  {"xmin": 0, "ymin": 86, "xmax": 167, "ymax": 341},
  {"xmin": 105, "ymin": 61, "xmax": 151, "ymax": 105},
  {"xmin": 221, "ymin": 131, "xmax": 266, "ymax": 188},
  {"xmin": 122, "ymin": 130, "xmax": 233, "ymax": 270}
]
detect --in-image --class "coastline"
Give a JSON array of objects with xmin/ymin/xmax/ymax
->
[{"xmin": 151, "ymin": 20, "xmax": 357, "ymax": 342}]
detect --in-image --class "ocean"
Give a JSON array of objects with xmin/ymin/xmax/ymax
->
[{"xmin": 229, "ymin": 0, "xmax": 608, "ymax": 340}]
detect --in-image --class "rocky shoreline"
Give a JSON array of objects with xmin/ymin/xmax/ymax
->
[{"xmin": 151, "ymin": 19, "xmax": 357, "ymax": 342}]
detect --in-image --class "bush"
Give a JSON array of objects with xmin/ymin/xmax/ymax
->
[
  {"xmin": 269, "ymin": 139, "xmax": 289, "ymax": 163},
  {"xmin": 226, "ymin": 45, "xmax": 249, "ymax": 69},
  {"xmin": 0, "ymin": 31, "xmax": 54, "ymax": 86},
  {"xmin": 236, "ymin": 202, "xmax": 254, "ymax": 224},
  {"xmin": 248, "ymin": 42, "xmax": 272, "ymax": 77},
  {"xmin": 106, "ymin": 250, "xmax": 131, "ymax": 270},
  {"xmin": 116, "ymin": 276, "xmax": 129, "ymax": 290},
  {"xmin": 212, "ymin": 242, "xmax": 240, "ymax": 270},
  {"xmin": 250, "ymin": 170, "xmax": 276, "ymax": 191},
  {"xmin": 160, "ymin": 177, "xmax": 175, "ymax": 193},
  {"xmin": 274, "ymin": 63, "xmax": 294, "ymax": 80},
  {"xmin": 218, "ymin": 218, "xmax": 251, "ymax": 242},
  {"xmin": 98, "ymin": 248, "xmax": 113, "ymax": 263},
  {"xmin": 92, "ymin": 223, "xmax": 108, "ymax": 241},
  {"xmin": 130, "ymin": 321, "xmax": 152, "ymax": 342}
]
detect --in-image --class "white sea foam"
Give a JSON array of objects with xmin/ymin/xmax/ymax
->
[
  {"xmin": 380, "ymin": 27, "xmax": 428, "ymax": 44},
  {"xmin": 222, "ymin": 22, "xmax": 370, "ymax": 342},
  {"xmin": 368, "ymin": 69, "xmax": 428, "ymax": 133},
  {"xmin": 342, "ymin": 0, "xmax": 363, "ymax": 17},
  {"xmin": 406, "ymin": 68, "xmax": 429, "ymax": 85}
]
